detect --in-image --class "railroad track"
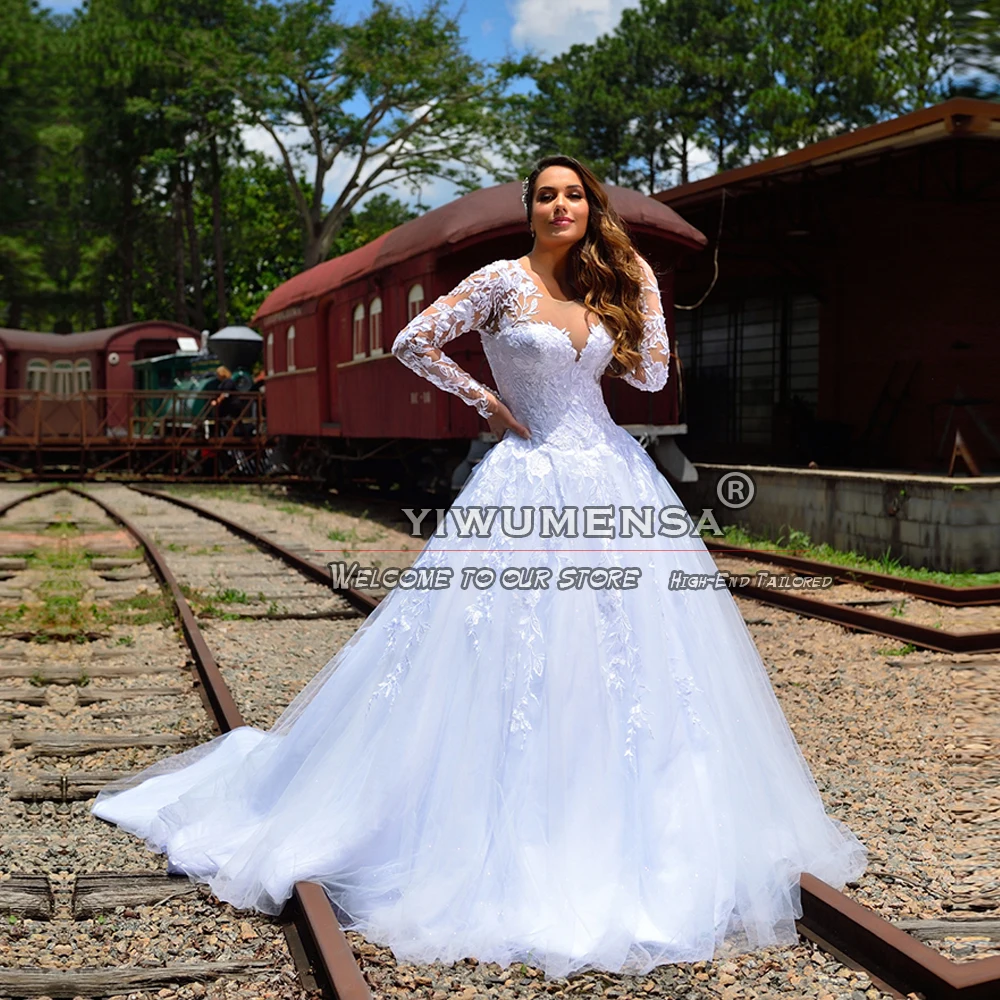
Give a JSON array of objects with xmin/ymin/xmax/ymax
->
[
  {"xmin": 705, "ymin": 544, "xmax": 1000, "ymax": 655},
  {"xmin": 1, "ymin": 482, "xmax": 998, "ymax": 998},
  {"xmin": 0, "ymin": 486, "xmax": 370, "ymax": 1000}
]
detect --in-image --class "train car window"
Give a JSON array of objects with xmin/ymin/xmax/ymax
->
[
  {"xmin": 352, "ymin": 304, "xmax": 366, "ymax": 360},
  {"xmin": 266, "ymin": 332, "xmax": 274, "ymax": 375},
  {"xmin": 407, "ymin": 283, "xmax": 424, "ymax": 320},
  {"xmin": 287, "ymin": 325, "xmax": 296, "ymax": 372},
  {"xmin": 369, "ymin": 297, "xmax": 383, "ymax": 355},
  {"xmin": 27, "ymin": 359, "xmax": 50, "ymax": 393},
  {"xmin": 52, "ymin": 360, "xmax": 74, "ymax": 398},
  {"xmin": 75, "ymin": 359, "xmax": 92, "ymax": 392}
]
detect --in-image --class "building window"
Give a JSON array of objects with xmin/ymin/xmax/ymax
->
[
  {"xmin": 287, "ymin": 325, "xmax": 296, "ymax": 372},
  {"xmin": 75, "ymin": 359, "xmax": 92, "ymax": 392},
  {"xmin": 353, "ymin": 303, "xmax": 366, "ymax": 360},
  {"xmin": 673, "ymin": 290, "xmax": 819, "ymax": 452},
  {"xmin": 266, "ymin": 332, "xmax": 274, "ymax": 375},
  {"xmin": 407, "ymin": 283, "xmax": 424, "ymax": 320},
  {"xmin": 51, "ymin": 360, "xmax": 74, "ymax": 398},
  {"xmin": 369, "ymin": 297, "xmax": 383, "ymax": 356},
  {"xmin": 27, "ymin": 359, "xmax": 50, "ymax": 392}
]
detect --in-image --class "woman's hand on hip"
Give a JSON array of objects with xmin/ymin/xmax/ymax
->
[{"xmin": 485, "ymin": 394, "xmax": 530, "ymax": 440}]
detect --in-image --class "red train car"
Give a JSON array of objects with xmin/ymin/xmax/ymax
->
[
  {"xmin": 0, "ymin": 321, "xmax": 200, "ymax": 440},
  {"xmin": 254, "ymin": 181, "xmax": 706, "ymax": 494}
]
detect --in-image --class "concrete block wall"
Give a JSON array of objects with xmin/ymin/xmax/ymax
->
[{"xmin": 673, "ymin": 464, "xmax": 1000, "ymax": 573}]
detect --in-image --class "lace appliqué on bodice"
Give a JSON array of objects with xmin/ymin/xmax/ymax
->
[{"xmin": 390, "ymin": 257, "xmax": 670, "ymax": 421}]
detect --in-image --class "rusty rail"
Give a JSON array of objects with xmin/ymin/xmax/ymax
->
[
  {"xmin": 704, "ymin": 540, "xmax": 1000, "ymax": 607},
  {"xmin": 71, "ymin": 486, "xmax": 371, "ymax": 1000}
]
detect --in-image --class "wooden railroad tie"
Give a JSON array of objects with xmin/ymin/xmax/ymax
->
[
  {"xmin": 10, "ymin": 770, "xmax": 142, "ymax": 801},
  {"xmin": 0, "ymin": 962, "xmax": 272, "ymax": 999},
  {"xmin": 10, "ymin": 731, "xmax": 196, "ymax": 756}
]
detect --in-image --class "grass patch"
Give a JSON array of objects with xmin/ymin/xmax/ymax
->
[
  {"xmin": 214, "ymin": 588, "xmax": 249, "ymax": 604},
  {"xmin": 718, "ymin": 523, "xmax": 1000, "ymax": 588},
  {"xmin": 876, "ymin": 643, "xmax": 917, "ymax": 656},
  {"xmin": 94, "ymin": 592, "xmax": 173, "ymax": 628},
  {"xmin": 327, "ymin": 522, "xmax": 386, "ymax": 544}
]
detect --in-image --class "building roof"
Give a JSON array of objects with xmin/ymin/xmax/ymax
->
[
  {"xmin": 254, "ymin": 180, "xmax": 707, "ymax": 322},
  {"xmin": 655, "ymin": 97, "xmax": 1000, "ymax": 209},
  {"xmin": 0, "ymin": 321, "xmax": 199, "ymax": 353}
]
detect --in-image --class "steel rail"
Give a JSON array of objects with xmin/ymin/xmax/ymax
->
[
  {"xmin": 725, "ymin": 578, "xmax": 1000, "ymax": 654},
  {"xmin": 69, "ymin": 486, "xmax": 371, "ymax": 1000},
  {"xmin": 704, "ymin": 539, "xmax": 1000, "ymax": 607},
  {"xmin": 119, "ymin": 486, "xmax": 1000, "ymax": 999},
  {"xmin": 128, "ymin": 485, "xmax": 378, "ymax": 615}
]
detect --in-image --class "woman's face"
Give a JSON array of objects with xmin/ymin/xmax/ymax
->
[{"xmin": 530, "ymin": 166, "xmax": 590, "ymax": 248}]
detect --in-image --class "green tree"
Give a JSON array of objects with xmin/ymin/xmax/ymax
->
[
  {"xmin": 234, "ymin": 0, "xmax": 523, "ymax": 267},
  {"xmin": 950, "ymin": 0, "xmax": 1000, "ymax": 97}
]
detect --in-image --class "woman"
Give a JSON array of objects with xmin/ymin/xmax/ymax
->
[{"xmin": 92, "ymin": 155, "xmax": 867, "ymax": 980}]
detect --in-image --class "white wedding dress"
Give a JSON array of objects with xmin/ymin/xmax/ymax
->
[{"xmin": 92, "ymin": 257, "xmax": 867, "ymax": 979}]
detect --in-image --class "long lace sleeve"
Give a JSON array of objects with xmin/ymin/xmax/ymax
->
[
  {"xmin": 621, "ymin": 255, "xmax": 670, "ymax": 392},
  {"xmin": 391, "ymin": 263, "xmax": 507, "ymax": 420}
]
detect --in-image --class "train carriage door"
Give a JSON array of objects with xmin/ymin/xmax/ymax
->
[
  {"xmin": 75, "ymin": 359, "xmax": 99, "ymax": 436},
  {"xmin": 48, "ymin": 360, "xmax": 76, "ymax": 435}
]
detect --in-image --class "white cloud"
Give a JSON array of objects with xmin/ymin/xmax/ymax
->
[
  {"xmin": 508, "ymin": 0, "xmax": 639, "ymax": 57},
  {"xmin": 239, "ymin": 122, "xmax": 494, "ymax": 214}
]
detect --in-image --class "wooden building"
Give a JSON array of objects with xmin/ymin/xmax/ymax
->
[{"xmin": 655, "ymin": 98, "xmax": 1000, "ymax": 474}]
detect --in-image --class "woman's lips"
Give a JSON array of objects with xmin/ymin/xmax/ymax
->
[{"xmin": 551, "ymin": 218, "xmax": 573, "ymax": 227}]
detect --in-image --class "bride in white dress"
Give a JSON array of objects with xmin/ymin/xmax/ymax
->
[{"xmin": 92, "ymin": 155, "xmax": 867, "ymax": 980}]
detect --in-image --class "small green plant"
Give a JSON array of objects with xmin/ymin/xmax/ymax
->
[
  {"xmin": 116, "ymin": 635, "xmax": 135, "ymax": 646},
  {"xmin": 214, "ymin": 588, "xmax": 248, "ymax": 604},
  {"xmin": 327, "ymin": 528, "xmax": 349, "ymax": 542},
  {"xmin": 96, "ymin": 915, "xmax": 106, "ymax": 924},
  {"xmin": 7, "ymin": 914, "xmax": 16, "ymax": 924},
  {"xmin": 889, "ymin": 599, "xmax": 907, "ymax": 618},
  {"xmin": 876, "ymin": 643, "xmax": 916, "ymax": 656}
]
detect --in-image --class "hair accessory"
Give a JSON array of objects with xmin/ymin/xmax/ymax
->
[{"xmin": 520, "ymin": 177, "xmax": 530, "ymax": 210}]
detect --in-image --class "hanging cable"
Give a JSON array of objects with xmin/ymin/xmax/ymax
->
[{"xmin": 675, "ymin": 187, "xmax": 728, "ymax": 311}]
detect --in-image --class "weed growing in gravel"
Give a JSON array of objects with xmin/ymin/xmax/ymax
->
[
  {"xmin": 214, "ymin": 588, "xmax": 249, "ymax": 604},
  {"xmin": 876, "ymin": 643, "xmax": 917, "ymax": 656},
  {"xmin": 327, "ymin": 523, "xmax": 387, "ymax": 544},
  {"xmin": 108, "ymin": 593, "xmax": 173, "ymax": 627},
  {"xmin": 0, "ymin": 604, "xmax": 27, "ymax": 627}
]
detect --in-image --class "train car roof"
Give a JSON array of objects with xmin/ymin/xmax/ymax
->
[
  {"xmin": 0, "ymin": 321, "xmax": 199, "ymax": 352},
  {"xmin": 254, "ymin": 180, "xmax": 708, "ymax": 322}
]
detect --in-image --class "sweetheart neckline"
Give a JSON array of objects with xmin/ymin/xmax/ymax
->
[{"xmin": 526, "ymin": 319, "xmax": 608, "ymax": 364}]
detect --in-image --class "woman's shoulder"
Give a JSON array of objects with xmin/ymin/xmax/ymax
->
[
  {"xmin": 454, "ymin": 259, "xmax": 523, "ymax": 297},
  {"xmin": 464, "ymin": 258, "xmax": 520, "ymax": 280}
]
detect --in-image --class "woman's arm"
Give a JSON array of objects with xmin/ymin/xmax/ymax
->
[
  {"xmin": 391, "ymin": 263, "xmax": 506, "ymax": 420},
  {"xmin": 620, "ymin": 255, "xmax": 671, "ymax": 393}
]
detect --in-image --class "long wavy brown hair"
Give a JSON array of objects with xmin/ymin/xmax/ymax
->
[{"xmin": 523, "ymin": 155, "xmax": 647, "ymax": 378}]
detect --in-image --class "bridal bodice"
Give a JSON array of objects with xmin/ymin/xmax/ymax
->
[{"xmin": 391, "ymin": 257, "xmax": 670, "ymax": 442}]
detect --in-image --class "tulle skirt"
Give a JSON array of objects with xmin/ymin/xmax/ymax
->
[{"xmin": 92, "ymin": 423, "xmax": 868, "ymax": 979}]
